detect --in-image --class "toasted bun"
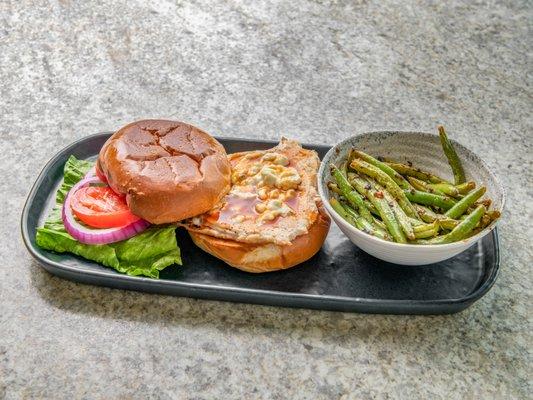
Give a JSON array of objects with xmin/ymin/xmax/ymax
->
[
  {"xmin": 98, "ymin": 120, "xmax": 231, "ymax": 224},
  {"xmin": 188, "ymin": 206, "xmax": 330, "ymax": 273}
]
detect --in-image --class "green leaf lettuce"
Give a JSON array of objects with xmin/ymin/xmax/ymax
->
[{"xmin": 36, "ymin": 155, "xmax": 182, "ymax": 278}]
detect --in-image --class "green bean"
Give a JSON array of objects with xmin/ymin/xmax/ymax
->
[
  {"xmin": 413, "ymin": 204, "xmax": 439, "ymax": 223},
  {"xmin": 340, "ymin": 161, "xmax": 348, "ymax": 176},
  {"xmin": 345, "ymin": 207, "xmax": 374, "ymax": 232},
  {"xmin": 445, "ymin": 187, "xmax": 486, "ymax": 219},
  {"xmin": 330, "ymin": 165, "xmax": 373, "ymax": 224},
  {"xmin": 438, "ymin": 126, "xmax": 466, "ymax": 184},
  {"xmin": 412, "ymin": 204, "xmax": 444, "ymax": 223},
  {"xmin": 468, "ymin": 210, "xmax": 501, "ymax": 237},
  {"xmin": 332, "ymin": 197, "xmax": 377, "ymax": 235},
  {"xmin": 404, "ymin": 189, "xmax": 457, "ymax": 210},
  {"xmin": 327, "ymin": 182, "xmax": 342, "ymax": 195},
  {"xmin": 375, "ymin": 182, "xmax": 416, "ymax": 240},
  {"xmin": 343, "ymin": 174, "xmax": 380, "ymax": 216},
  {"xmin": 407, "ymin": 176, "xmax": 447, "ymax": 196},
  {"xmin": 330, "ymin": 182, "xmax": 373, "ymax": 211},
  {"xmin": 350, "ymin": 149, "xmax": 410, "ymax": 189},
  {"xmin": 350, "ymin": 175, "xmax": 407, "ymax": 243},
  {"xmin": 385, "ymin": 162, "xmax": 451, "ymax": 184},
  {"xmin": 329, "ymin": 198, "xmax": 352, "ymax": 222},
  {"xmin": 408, "ymin": 216, "xmax": 426, "ymax": 227},
  {"xmin": 341, "ymin": 202, "xmax": 392, "ymax": 241},
  {"xmin": 351, "ymin": 159, "xmax": 418, "ymax": 218},
  {"xmin": 413, "ymin": 222, "xmax": 439, "ymax": 239},
  {"xmin": 413, "ymin": 221, "xmax": 438, "ymax": 233},
  {"xmin": 427, "ymin": 182, "xmax": 460, "ymax": 197},
  {"xmin": 456, "ymin": 181, "xmax": 476, "ymax": 195},
  {"xmin": 426, "ymin": 206, "xmax": 486, "ymax": 244},
  {"xmin": 413, "ymin": 204, "xmax": 463, "ymax": 230},
  {"xmin": 475, "ymin": 198, "xmax": 492, "ymax": 208},
  {"xmin": 372, "ymin": 216, "xmax": 387, "ymax": 231},
  {"xmin": 466, "ymin": 198, "xmax": 491, "ymax": 215},
  {"xmin": 365, "ymin": 201, "xmax": 379, "ymax": 216},
  {"xmin": 437, "ymin": 218, "xmax": 460, "ymax": 230}
]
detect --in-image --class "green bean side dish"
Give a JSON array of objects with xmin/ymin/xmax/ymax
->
[{"xmin": 327, "ymin": 127, "xmax": 501, "ymax": 245}]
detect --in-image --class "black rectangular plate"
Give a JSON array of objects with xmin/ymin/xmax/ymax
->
[{"xmin": 21, "ymin": 133, "xmax": 500, "ymax": 314}]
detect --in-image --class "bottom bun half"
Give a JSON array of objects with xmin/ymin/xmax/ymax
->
[{"xmin": 189, "ymin": 211, "xmax": 331, "ymax": 273}]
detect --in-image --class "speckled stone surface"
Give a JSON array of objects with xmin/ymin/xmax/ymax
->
[{"xmin": 1, "ymin": 0, "xmax": 531, "ymax": 398}]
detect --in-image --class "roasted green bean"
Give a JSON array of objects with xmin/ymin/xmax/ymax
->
[
  {"xmin": 404, "ymin": 189, "xmax": 457, "ymax": 210},
  {"xmin": 349, "ymin": 175, "xmax": 407, "ymax": 243},
  {"xmin": 426, "ymin": 206, "xmax": 486, "ymax": 244},
  {"xmin": 438, "ymin": 126, "xmax": 466, "ymax": 184},
  {"xmin": 330, "ymin": 165, "xmax": 374, "ymax": 224},
  {"xmin": 350, "ymin": 149, "xmax": 410, "ymax": 189},
  {"xmin": 445, "ymin": 187, "xmax": 486, "ymax": 219},
  {"xmin": 385, "ymin": 162, "xmax": 451, "ymax": 184},
  {"xmin": 351, "ymin": 159, "xmax": 418, "ymax": 218}
]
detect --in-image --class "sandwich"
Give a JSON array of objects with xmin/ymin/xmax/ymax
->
[
  {"xmin": 36, "ymin": 119, "xmax": 329, "ymax": 278},
  {"xmin": 36, "ymin": 119, "xmax": 232, "ymax": 278}
]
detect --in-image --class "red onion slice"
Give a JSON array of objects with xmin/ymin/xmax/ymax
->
[
  {"xmin": 84, "ymin": 166, "xmax": 96, "ymax": 178},
  {"xmin": 62, "ymin": 176, "xmax": 150, "ymax": 245}
]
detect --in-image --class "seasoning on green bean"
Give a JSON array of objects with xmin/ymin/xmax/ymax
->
[
  {"xmin": 350, "ymin": 149, "xmax": 410, "ymax": 189},
  {"xmin": 349, "ymin": 175, "xmax": 407, "ymax": 243},
  {"xmin": 427, "ymin": 182, "xmax": 460, "ymax": 197},
  {"xmin": 413, "ymin": 204, "xmax": 443, "ymax": 223},
  {"xmin": 351, "ymin": 159, "xmax": 418, "ymax": 218},
  {"xmin": 407, "ymin": 176, "xmax": 447, "ymax": 196},
  {"xmin": 385, "ymin": 162, "xmax": 451, "ymax": 184},
  {"xmin": 468, "ymin": 210, "xmax": 501, "ymax": 237},
  {"xmin": 404, "ymin": 189, "xmax": 457, "ymax": 210},
  {"xmin": 456, "ymin": 181, "xmax": 476, "ymax": 194},
  {"xmin": 374, "ymin": 182, "xmax": 416, "ymax": 240}
]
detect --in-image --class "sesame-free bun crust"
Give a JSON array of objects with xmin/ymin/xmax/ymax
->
[
  {"xmin": 98, "ymin": 120, "xmax": 231, "ymax": 224},
  {"xmin": 189, "ymin": 205, "xmax": 330, "ymax": 273}
]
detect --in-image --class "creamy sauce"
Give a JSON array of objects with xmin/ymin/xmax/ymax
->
[
  {"xmin": 187, "ymin": 139, "xmax": 321, "ymax": 245},
  {"xmin": 217, "ymin": 193, "xmax": 261, "ymax": 224}
]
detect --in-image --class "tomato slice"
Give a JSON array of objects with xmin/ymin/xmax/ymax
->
[{"xmin": 70, "ymin": 186, "xmax": 140, "ymax": 228}]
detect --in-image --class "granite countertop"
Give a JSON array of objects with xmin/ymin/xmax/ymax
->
[{"xmin": 1, "ymin": 0, "xmax": 531, "ymax": 398}]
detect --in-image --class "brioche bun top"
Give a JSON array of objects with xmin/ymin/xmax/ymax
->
[{"xmin": 98, "ymin": 119, "xmax": 231, "ymax": 224}]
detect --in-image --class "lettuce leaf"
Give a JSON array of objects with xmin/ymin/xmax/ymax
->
[
  {"xmin": 56, "ymin": 155, "xmax": 94, "ymax": 203},
  {"xmin": 36, "ymin": 156, "xmax": 182, "ymax": 278}
]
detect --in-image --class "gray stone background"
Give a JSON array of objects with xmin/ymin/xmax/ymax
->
[{"xmin": 1, "ymin": 0, "xmax": 531, "ymax": 398}]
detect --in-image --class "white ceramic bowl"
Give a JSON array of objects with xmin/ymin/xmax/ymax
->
[{"xmin": 318, "ymin": 132, "xmax": 505, "ymax": 265}]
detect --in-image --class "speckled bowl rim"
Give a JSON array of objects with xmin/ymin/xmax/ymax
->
[{"xmin": 318, "ymin": 131, "xmax": 506, "ymax": 250}]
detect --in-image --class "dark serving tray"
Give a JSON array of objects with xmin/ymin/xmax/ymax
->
[{"xmin": 21, "ymin": 133, "xmax": 500, "ymax": 314}]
